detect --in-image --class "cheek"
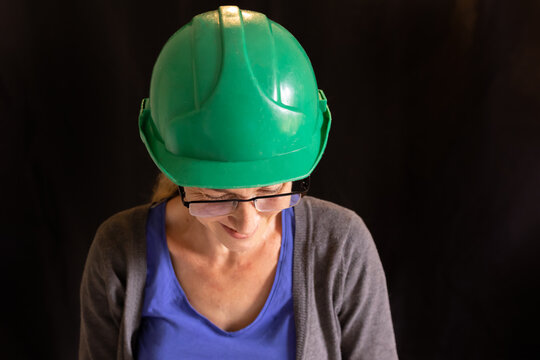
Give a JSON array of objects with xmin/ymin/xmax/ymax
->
[{"xmin": 194, "ymin": 216, "xmax": 223, "ymax": 231}]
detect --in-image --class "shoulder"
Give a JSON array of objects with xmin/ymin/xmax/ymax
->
[
  {"xmin": 96, "ymin": 204, "xmax": 151, "ymax": 236},
  {"xmin": 296, "ymin": 196, "xmax": 372, "ymax": 249},
  {"xmin": 294, "ymin": 196, "xmax": 380, "ymax": 280},
  {"xmin": 299, "ymin": 196, "xmax": 360, "ymax": 221},
  {"xmin": 94, "ymin": 204, "xmax": 151, "ymax": 245},
  {"xmin": 87, "ymin": 203, "xmax": 152, "ymax": 273}
]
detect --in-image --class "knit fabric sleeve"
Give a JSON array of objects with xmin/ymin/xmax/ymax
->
[
  {"xmin": 79, "ymin": 204, "xmax": 149, "ymax": 360},
  {"xmin": 293, "ymin": 196, "xmax": 398, "ymax": 359},
  {"xmin": 337, "ymin": 210, "xmax": 398, "ymax": 359}
]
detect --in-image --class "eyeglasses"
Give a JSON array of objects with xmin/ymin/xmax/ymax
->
[{"xmin": 178, "ymin": 177, "xmax": 310, "ymax": 218}]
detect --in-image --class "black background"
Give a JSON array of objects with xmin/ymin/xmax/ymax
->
[{"xmin": 2, "ymin": 0, "xmax": 540, "ymax": 359}]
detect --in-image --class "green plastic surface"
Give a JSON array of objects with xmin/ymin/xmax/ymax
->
[{"xmin": 139, "ymin": 6, "xmax": 331, "ymax": 188}]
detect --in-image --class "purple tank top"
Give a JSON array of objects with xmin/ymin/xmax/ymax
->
[{"xmin": 136, "ymin": 201, "xmax": 296, "ymax": 359}]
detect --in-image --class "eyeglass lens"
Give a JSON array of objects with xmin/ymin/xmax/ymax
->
[{"xmin": 188, "ymin": 193, "xmax": 302, "ymax": 217}]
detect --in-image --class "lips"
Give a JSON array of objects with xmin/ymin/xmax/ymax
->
[{"xmin": 221, "ymin": 224, "xmax": 256, "ymax": 239}]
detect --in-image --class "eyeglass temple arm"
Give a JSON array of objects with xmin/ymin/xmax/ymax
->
[{"xmin": 178, "ymin": 186, "xmax": 190, "ymax": 208}]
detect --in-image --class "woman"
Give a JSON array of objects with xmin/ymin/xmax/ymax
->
[{"xmin": 79, "ymin": 6, "xmax": 398, "ymax": 359}]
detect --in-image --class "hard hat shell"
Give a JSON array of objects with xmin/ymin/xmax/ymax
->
[{"xmin": 139, "ymin": 6, "xmax": 331, "ymax": 188}]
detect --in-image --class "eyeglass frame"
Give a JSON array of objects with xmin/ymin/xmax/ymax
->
[{"xmin": 177, "ymin": 177, "xmax": 310, "ymax": 213}]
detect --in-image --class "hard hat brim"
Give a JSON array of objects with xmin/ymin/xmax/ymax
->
[{"xmin": 139, "ymin": 104, "xmax": 331, "ymax": 189}]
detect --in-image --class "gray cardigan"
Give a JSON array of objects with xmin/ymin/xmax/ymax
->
[{"xmin": 79, "ymin": 196, "xmax": 398, "ymax": 359}]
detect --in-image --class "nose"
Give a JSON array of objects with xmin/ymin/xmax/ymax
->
[{"xmin": 227, "ymin": 200, "xmax": 260, "ymax": 235}]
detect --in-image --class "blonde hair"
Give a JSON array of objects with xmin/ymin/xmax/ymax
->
[{"xmin": 151, "ymin": 173, "xmax": 179, "ymax": 203}]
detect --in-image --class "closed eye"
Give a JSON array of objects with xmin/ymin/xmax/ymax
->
[
  {"xmin": 257, "ymin": 189, "xmax": 280, "ymax": 196},
  {"xmin": 197, "ymin": 193, "xmax": 233, "ymax": 201},
  {"xmin": 193, "ymin": 184, "xmax": 284, "ymax": 200}
]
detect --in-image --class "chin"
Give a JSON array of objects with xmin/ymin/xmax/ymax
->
[{"xmin": 217, "ymin": 225, "xmax": 265, "ymax": 253}]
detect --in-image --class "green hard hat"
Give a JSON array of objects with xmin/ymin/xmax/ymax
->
[{"xmin": 139, "ymin": 5, "xmax": 331, "ymax": 188}]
